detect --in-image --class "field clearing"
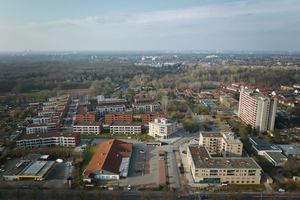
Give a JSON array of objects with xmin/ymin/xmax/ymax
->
[{"xmin": 63, "ymin": 88, "xmax": 90, "ymax": 97}]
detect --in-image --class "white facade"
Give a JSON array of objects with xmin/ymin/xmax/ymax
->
[
  {"xmin": 26, "ymin": 124, "xmax": 48, "ymax": 134},
  {"xmin": 133, "ymin": 103, "xmax": 160, "ymax": 114},
  {"xmin": 149, "ymin": 118, "xmax": 177, "ymax": 139},
  {"xmin": 96, "ymin": 105, "xmax": 126, "ymax": 117},
  {"xmin": 33, "ymin": 116, "xmax": 51, "ymax": 124}
]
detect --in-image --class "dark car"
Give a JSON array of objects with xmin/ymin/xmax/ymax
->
[
  {"xmin": 159, "ymin": 154, "xmax": 164, "ymax": 156},
  {"xmin": 135, "ymin": 169, "xmax": 142, "ymax": 172}
]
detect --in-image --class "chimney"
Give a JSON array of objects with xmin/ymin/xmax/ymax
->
[{"xmin": 117, "ymin": 154, "xmax": 119, "ymax": 157}]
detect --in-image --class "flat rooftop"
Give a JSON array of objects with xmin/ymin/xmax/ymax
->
[
  {"xmin": 111, "ymin": 122, "xmax": 142, "ymax": 126},
  {"xmin": 34, "ymin": 115, "xmax": 51, "ymax": 119},
  {"xmin": 105, "ymin": 112, "xmax": 133, "ymax": 115},
  {"xmin": 74, "ymin": 122, "xmax": 103, "ymax": 126},
  {"xmin": 19, "ymin": 132, "xmax": 79, "ymax": 140},
  {"xmin": 189, "ymin": 146, "xmax": 261, "ymax": 169},
  {"xmin": 97, "ymin": 105, "xmax": 125, "ymax": 109},
  {"xmin": 27, "ymin": 123, "xmax": 48, "ymax": 128},
  {"xmin": 265, "ymin": 152, "xmax": 287, "ymax": 163},
  {"xmin": 201, "ymin": 132, "xmax": 222, "ymax": 137}
]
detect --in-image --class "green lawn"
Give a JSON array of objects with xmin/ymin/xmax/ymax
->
[
  {"xmin": 224, "ymin": 184, "xmax": 266, "ymax": 192},
  {"xmin": 80, "ymin": 145, "xmax": 99, "ymax": 176},
  {"xmin": 242, "ymin": 140, "xmax": 253, "ymax": 154}
]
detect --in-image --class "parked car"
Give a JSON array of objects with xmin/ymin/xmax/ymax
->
[
  {"xmin": 135, "ymin": 169, "xmax": 142, "ymax": 172},
  {"xmin": 171, "ymin": 187, "xmax": 175, "ymax": 192},
  {"xmin": 199, "ymin": 195, "xmax": 208, "ymax": 199},
  {"xmin": 128, "ymin": 185, "xmax": 131, "ymax": 191},
  {"xmin": 140, "ymin": 150, "xmax": 145, "ymax": 153},
  {"xmin": 0, "ymin": 168, "xmax": 4, "ymax": 172},
  {"xmin": 159, "ymin": 153, "xmax": 164, "ymax": 156},
  {"xmin": 159, "ymin": 157, "xmax": 164, "ymax": 160}
]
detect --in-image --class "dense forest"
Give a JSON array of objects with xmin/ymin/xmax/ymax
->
[{"xmin": 0, "ymin": 60, "xmax": 300, "ymax": 95}]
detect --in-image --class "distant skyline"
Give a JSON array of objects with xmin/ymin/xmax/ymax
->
[{"xmin": 1, "ymin": 0, "xmax": 300, "ymax": 51}]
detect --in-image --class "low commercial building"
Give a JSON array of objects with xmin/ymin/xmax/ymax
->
[
  {"xmin": 142, "ymin": 111, "xmax": 166, "ymax": 124},
  {"xmin": 3, "ymin": 154, "xmax": 55, "ymax": 181},
  {"xmin": 75, "ymin": 107, "xmax": 98, "ymax": 122},
  {"xmin": 72, "ymin": 122, "xmax": 103, "ymax": 135},
  {"xmin": 200, "ymin": 100, "xmax": 217, "ymax": 107},
  {"xmin": 96, "ymin": 105, "xmax": 126, "ymax": 117},
  {"xmin": 110, "ymin": 122, "xmax": 142, "ymax": 135},
  {"xmin": 277, "ymin": 145, "xmax": 300, "ymax": 158},
  {"xmin": 220, "ymin": 96, "xmax": 239, "ymax": 108},
  {"xmin": 83, "ymin": 139, "xmax": 132, "ymax": 182},
  {"xmin": 187, "ymin": 146, "xmax": 262, "ymax": 184},
  {"xmin": 132, "ymin": 103, "xmax": 160, "ymax": 114},
  {"xmin": 249, "ymin": 137, "xmax": 282, "ymax": 155},
  {"xmin": 264, "ymin": 152, "xmax": 287, "ymax": 166},
  {"xmin": 149, "ymin": 118, "xmax": 177, "ymax": 139},
  {"xmin": 105, "ymin": 112, "xmax": 133, "ymax": 124},
  {"xmin": 16, "ymin": 132, "xmax": 81, "ymax": 148},
  {"xmin": 199, "ymin": 132, "xmax": 243, "ymax": 157}
]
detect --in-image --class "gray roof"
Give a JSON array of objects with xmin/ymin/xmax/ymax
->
[
  {"xmin": 278, "ymin": 145, "xmax": 300, "ymax": 155},
  {"xmin": 250, "ymin": 137, "xmax": 280, "ymax": 151},
  {"xmin": 250, "ymin": 137, "xmax": 270, "ymax": 145},
  {"xmin": 188, "ymin": 146, "xmax": 261, "ymax": 169},
  {"xmin": 264, "ymin": 152, "xmax": 287, "ymax": 163}
]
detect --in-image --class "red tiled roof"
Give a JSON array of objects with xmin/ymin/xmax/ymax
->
[
  {"xmin": 273, "ymin": 90, "xmax": 293, "ymax": 94},
  {"xmin": 83, "ymin": 139, "xmax": 132, "ymax": 179},
  {"xmin": 258, "ymin": 87, "xmax": 273, "ymax": 91}
]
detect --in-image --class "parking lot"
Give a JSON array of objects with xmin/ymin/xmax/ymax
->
[{"xmin": 91, "ymin": 139, "xmax": 169, "ymax": 191}]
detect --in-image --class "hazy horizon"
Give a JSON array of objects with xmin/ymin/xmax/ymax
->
[{"xmin": 1, "ymin": 0, "xmax": 300, "ymax": 52}]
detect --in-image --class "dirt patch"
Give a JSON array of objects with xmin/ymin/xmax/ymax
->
[{"xmin": 62, "ymin": 89, "xmax": 90, "ymax": 98}]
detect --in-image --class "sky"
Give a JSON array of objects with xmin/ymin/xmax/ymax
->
[{"xmin": 0, "ymin": 0, "xmax": 300, "ymax": 51}]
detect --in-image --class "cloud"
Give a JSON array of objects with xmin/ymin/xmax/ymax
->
[{"xmin": 22, "ymin": 0, "xmax": 300, "ymax": 29}]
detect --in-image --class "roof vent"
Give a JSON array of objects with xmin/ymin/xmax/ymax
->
[
  {"xmin": 101, "ymin": 153, "xmax": 103, "ymax": 155},
  {"xmin": 37, "ymin": 135, "xmax": 39, "ymax": 137},
  {"xmin": 98, "ymin": 163, "xmax": 100, "ymax": 165},
  {"xmin": 227, "ymin": 160, "xmax": 230, "ymax": 163},
  {"xmin": 108, "ymin": 142, "xmax": 110, "ymax": 144},
  {"xmin": 117, "ymin": 154, "xmax": 119, "ymax": 157}
]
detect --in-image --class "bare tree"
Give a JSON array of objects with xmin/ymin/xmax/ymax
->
[
  {"xmin": 140, "ymin": 190, "xmax": 154, "ymax": 200},
  {"xmin": 14, "ymin": 188, "xmax": 22, "ymax": 200},
  {"xmin": 94, "ymin": 190, "xmax": 107, "ymax": 200},
  {"xmin": 77, "ymin": 189, "xmax": 87, "ymax": 200},
  {"xmin": 109, "ymin": 190, "xmax": 120, "ymax": 200},
  {"xmin": 0, "ymin": 189, "xmax": 4, "ymax": 200},
  {"xmin": 161, "ymin": 96, "xmax": 169, "ymax": 113},
  {"xmin": 161, "ymin": 191, "xmax": 177, "ymax": 200}
]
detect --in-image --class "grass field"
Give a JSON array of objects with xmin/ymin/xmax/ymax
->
[
  {"xmin": 80, "ymin": 145, "xmax": 99, "ymax": 176},
  {"xmin": 223, "ymin": 184, "xmax": 266, "ymax": 192}
]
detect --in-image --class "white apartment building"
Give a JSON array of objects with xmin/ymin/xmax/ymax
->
[
  {"xmin": 72, "ymin": 122, "xmax": 103, "ymax": 135},
  {"xmin": 33, "ymin": 115, "xmax": 51, "ymax": 124},
  {"xmin": 96, "ymin": 105, "xmax": 126, "ymax": 117},
  {"xmin": 199, "ymin": 132, "xmax": 243, "ymax": 157},
  {"xmin": 110, "ymin": 122, "xmax": 142, "ymax": 135},
  {"xmin": 16, "ymin": 132, "xmax": 81, "ymax": 149},
  {"xmin": 26, "ymin": 123, "xmax": 48, "ymax": 134},
  {"xmin": 149, "ymin": 118, "xmax": 177, "ymax": 139},
  {"xmin": 132, "ymin": 103, "xmax": 160, "ymax": 114}
]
